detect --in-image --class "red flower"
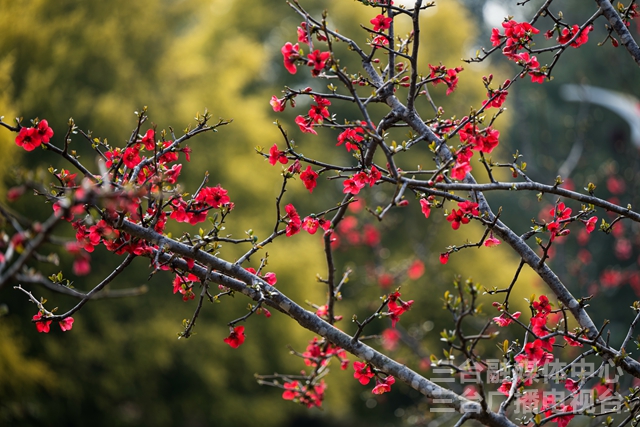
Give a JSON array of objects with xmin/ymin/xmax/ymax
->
[
  {"xmin": 285, "ymin": 204, "xmax": 302, "ymax": 237},
  {"xmin": 336, "ymin": 127, "xmax": 364, "ymax": 152},
  {"xmin": 368, "ymin": 166, "xmax": 381, "ymax": 187},
  {"xmin": 484, "ymin": 235, "xmax": 501, "ymax": 247},
  {"xmin": 263, "ymin": 272, "xmax": 277, "ymax": 286},
  {"xmin": 532, "ymin": 295, "xmax": 551, "ymax": 315},
  {"xmin": 439, "ymin": 253, "xmax": 449, "ymax": 264},
  {"xmin": 15, "ymin": 127, "xmax": 42, "ymax": 151},
  {"xmin": 343, "ymin": 177, "xmax": 366, "ymax": 195},
  {"xmin": 33, "ymin": 312, "xmax": 52, "ymax": 333},
  {"xmin": 223, "ymin": 325, "xmax": 246, "ymax": 348},
  {"xmin": 447, "ymin": 209, "xmax": 469, "ymax": 230},
  {"xmin": 281, "ymin": 42, "xmax": 301, "ymax": 74},
  {"xmin": 372, "ymin": 376, "xmax": 395, "ymax": 394},
  {"xmin": 558, "ymin": 24, "xmax": 592, "ymax": 47},
  {"xmin": 388, "ymin": 291, "xmax": 413, "ymax": 327},
  {"xmin": 353, "ymin": 361, "xmax": 375, "ymax": 385},
  {"xmin": 451, "ymin": 159, "xmax": 472, "ymax": 180},
  {"xmin": 565, "ymin": 378, "xmax": 580, "ymax": 393},
  {"xmin": 307, "ymin": 50, "xmax": 330, "ymax": 76},
  {"xmin": 300, "ymin": 166, "xmax": 318, "ymax": 193},
  {"xmin": 195, "ymin": 185, "xmax": 231, "ymax": 208},
  {"xmin": 419, "ymin": 199, "xmax": 431, "ymax": 218},
  {"xmin": 270, "ymin": 95, "xmax": 287, "ymax": 112},
  {"xmin": 370, "ymin": 14, "xmax": 392, "ymax": 32},
  {"xmin": 141, "ymin": 129, "xmax": 155, "ymax": 150},
  {"xmin": 268, "ymin": 144, "xmax": 288, "ymax": 166},
  {"xmin": 294, "ymin": 115, "xmax": 317, "ymax": 134},
  {"xmin": 584, "ymin": 216, "xmax": 598, "ymax": 233},
  {"xmin": 59, "ymin": 317, "xmax": 74, "ymax": 332},
  {"xmin": 123, "ymin": 146, "xmax": 142, "ymax": 169},
  {"xmin": 104, "ymin": 148, "xmax": 122, "ymax": 168},
  {"xmin": 490, "ymin": 28, "xmax": 503, "ymax": 46},
  {"xmin": 493, "ymin": 311, "xmax": 520, "ymax": 327},
  {"xmin": 302, "ymin": 216, "xmax": 320, "ymax": 234},
  {"xmin": 308, "ymin": 96, "xmax": 330, "ymax": 123},
  {"xmin": 35, "ymin": 119, "xmax": 54, "ymax": 143},
  {"xmin": 282, "ymin": 381, "xmax": 301, "ymax": 400},
  {"xmin": 564, "ymin": 333, "xmax": 583, "ymax": 347},
  {"xmin": 164, "ymin": 163, "xmax": 182, "ymax": 184},
  {"xmin": 550, "ymin": 202, "xmax": 572, "ymax": 220}
]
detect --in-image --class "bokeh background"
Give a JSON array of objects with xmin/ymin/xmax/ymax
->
[{"xmin": 1, "ymin": 0, "xmax": 640, "ymax": 426}]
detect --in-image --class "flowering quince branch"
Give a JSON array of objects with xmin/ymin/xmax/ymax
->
[{"xmin": 5, "ymin": 1, "xmax": 640, "ymax": 426}]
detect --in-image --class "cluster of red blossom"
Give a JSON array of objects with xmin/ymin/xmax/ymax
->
[
  {"xmin": 428, "ymin": 64, "xmax": 464, "ymax": 96},
  {"xmin": 490, "ymin": 20, "xmax": 592, "ymax": 84},
  {"xmin": 546, "ymin": 202, "xmax": 598, "ymax": 243},
  {"xmin": 278, "ymin": 338, "xmax": 349, "ymax": 407},
  {"xmin": 282, "ymin": 379, "xmax": 327, "ymax": 408},
  {"xmin": 12, "ymin": 121, "xmax": 239, "ymax": 334},
  {"xmin": 491, "ymin": 295, "xmax": 592, "ymax": 427},
  {"xmin": 15, "ymin": 119, "xmax": 54, "ymax": 151},
  {"xmin": 353, "ymin": 361, "xmax": 396, "ymax": 394},
  {"xmin": 33, "ymin": 312, "xmax": 74, "ymax": 333}
]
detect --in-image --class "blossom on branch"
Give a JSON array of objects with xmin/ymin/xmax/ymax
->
[{"xmin": 223, "ymin": 325, "xmax": 246, "ymax": 348}]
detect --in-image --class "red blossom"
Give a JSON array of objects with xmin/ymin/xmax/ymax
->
[
  {"xmin": 337, "ymin": 127, "xmax": 364, "ymax": 152},
  {"xmin": 300, "ymin": 166, "xmax": 318, "ymax": 193},
  {"xmin": 550, "ymin": 202, "xmax": 572, "ymax": 220},
  {"xmin": 370, "ymin": 14, "xmax": 392, "ymax": 32},
  {"xmin": 302, "ymin": 216, "xmax": 319, "ymax": 234},
  {"xmin": 164, "ymin": 163, "xmax": 182, "ymax": 184},
  {"xmin": 268, "ymin": 144, "xmax": 288, "ymax": 166},
  {"xmin": 294, "ymin": 115, "xmax": 317, "ymax": 134},
  {"xmin": 270, "ymin": 95, "xmax": 287, "ymax": 112},
  {"xmin": 223, "ymin": 325, "xmax": 246, "ymax": 348},
  {"xmin": 493, "ymin": 311, "xmax": 520, "ymax": 327},
  {"xmin": 558, "ymin": 24, "xmax": 592, "ymax": 47},
  {"xmin": 353, "ymin": 361, "xmax": 375, "ymax": 385},
  {"xmin": 33, "ymin": 312, "xmax": 52, "ymax": 333},
  {"xmin": 307, "ymin": 50, "xmax": 330, "ymax": 76},
  {"xmin": 367, "ymin": 166, "xmax": 381, "ymax": 187},
  {"xmin": 532, "ymin": 295, "xmax": 552, "ymax": 315},
  {"xmin": 35, "ymin": 119, "xmax": 54, "ymax": 143},
  {"xmin": 565, "ymin": 378, "xmax": 580, "ymax": 393},
  {"xmin": 388, "ymin": 291, "xmax": 413, "ymax": 327},
  {"xmin": 564, "ymin": 333, "xmax": 583, "ymax": 347},
  {"xmin": 490, "ymin": 28, "xmax": 503, "ymax": 46},
  {"xmin": 372, "ymin": 376, "xmax": 395, "ymax": 394},
  {"xmin": 343, "ymin": 177, "xmax": 366, "ymax": 195},
  {"xmin": 59, "ymin": 317, "xmax": 74, "ymax": 332},
  {"xmin": 281, "ymin": 42, "xmax": 301, "ymax": 74},
  {"xmin": 15, "ymin": 127, "xmax": 42, "ymax": 151},
  {"xmin": 484, "ymin": 235, "xmax": 501, "ymax": 247},
  {"xmin": 195, "ymin": 185, "xmax": 231, "ymax": 208},
  {"xmin": 308, "ymin": 96, "xmax": 330, "ymax": 123},
  {"xmin": 123, "ymin": 146, "xmax": 142, "ymax": 169},
  {"xmin": 141, "ymin": 129, "xmax": 155, "ymax": 150},
  {"xmin": 584, "ymin": 216, "xmax": 598, "ymax": 233},
  {"xmin": 439, "ymin": 253, "xmax": 449, "ymax": 264},
  {"xmin": 285, "ymin": 204, "xmax": 302, "ymax": 237},
  {"xmin": 263, "ymin": 272, "xmax": 277, "ymax": 286}
]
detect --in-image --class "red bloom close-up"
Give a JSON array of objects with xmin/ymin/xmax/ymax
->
[
  {"xmin": 223, "ymin": 325, "xmax": 246, "ymax": 348},
  {"xmin": 370, "ymin": 14, "xmax": 392, "ymax": 32},
  {"xmin": 300, "ymin": 166, "xmax": 318, "ymax": 193},
  {"xmin": 281, "ymin": 42, "xmax": 301, "ymax": 74}
]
